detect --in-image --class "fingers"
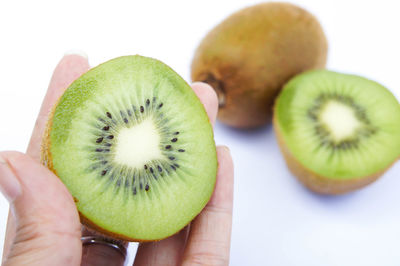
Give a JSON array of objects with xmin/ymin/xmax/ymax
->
[
  {"xmin": 0, "ymin": 151, "xmax": 81, "ymax": 265},
  {"xmin": 191, "ymin": 82, "xmax": 218, "ymax": 126},
  {"xmin": 181, "ymin": 146, "xmax": 234, "ymax": 266},
  {"xmin": 27, "ymin": 53, "xmax": 90, "ymax": 161},
  {"xmin": 2, "ymin": 53, "xmax": 90, "ymax": 262},
  {"xmin": 133, "ymin": 146, "xmax": 233, "ymax": 266},
  {"xmin": 133, "ymin": 226, "xmax": 189, "ymax": 266}
]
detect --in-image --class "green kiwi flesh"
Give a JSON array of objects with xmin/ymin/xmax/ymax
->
[
  {"xmin": 42, "ymin": 55, "xmax": 217, "ymax": 241},
  {"xmin": 274, "ymin": 70, "xmax": 400, "ymax": 194}
]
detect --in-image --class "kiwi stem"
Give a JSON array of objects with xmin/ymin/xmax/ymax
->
[{"xmin": 202, "ymin": 74, "xmax": 226, "ymax": 108}]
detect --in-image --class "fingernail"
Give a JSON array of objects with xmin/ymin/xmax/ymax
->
[
  {"xmin": 0, "ymin": 155, "xmax": 22, "ymax": 202},
  {"xmin": 221, "ymin": 145, "xmax": 230, "ymax": 154},
  {"xmin": 64, "ymin": 49, "xmax": 88, "ymax": 59}
]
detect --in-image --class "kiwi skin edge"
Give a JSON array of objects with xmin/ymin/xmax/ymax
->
[
  {"xmin": 41, "ymin": 98, "xmax": 198, "ymax": 242},
  {"xmin": 272, "ymin": 113, "xmax": 396, "ymax": 195}
]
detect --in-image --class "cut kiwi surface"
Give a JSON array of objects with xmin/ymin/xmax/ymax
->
[
  {"xmin": 274, "ymin": 70, "xmax": 400, "ymax": 194},
  {"xmin": 42, "ymin": 55, "xmax": 217, "ymax": 241}
]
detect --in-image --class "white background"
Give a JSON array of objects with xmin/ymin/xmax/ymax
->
[{"xmin": 1, "ymin": 0, "xmax": 400, "ymax": 265}]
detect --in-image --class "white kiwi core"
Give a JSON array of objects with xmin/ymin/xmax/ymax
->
[
  {"xmin": 114, "ymin": 118, "xmax": 164, "ymax": 167},
  {"xmin": 320, "ymin": 101, "xmax": 362, "ymax": 141}
]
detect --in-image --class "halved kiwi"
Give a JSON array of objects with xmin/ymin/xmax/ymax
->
[
  {"xmin": 274, "ymin": 70, "xmax": 400, "ymax": 194},
  {"xmin": 41, "ymin": 55, "xmax": 217, "ymax": 241}
]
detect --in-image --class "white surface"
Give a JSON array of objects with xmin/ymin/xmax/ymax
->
[{"xmin": 0, "ymin": 0, "xmax": 399, "ymax": 265}]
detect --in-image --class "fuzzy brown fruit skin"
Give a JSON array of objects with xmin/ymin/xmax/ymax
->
[
  {"xmin": 191, "ymin": 2, "xmax": 328, "ymax": 128},
  {"xmin": 273, "ymin": 114, "xmax": 394, "ymax": 195}
]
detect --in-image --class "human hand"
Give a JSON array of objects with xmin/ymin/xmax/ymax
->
[{"xmin": 0, "ymin": 54, "xmax": 234, "ymax": 266}]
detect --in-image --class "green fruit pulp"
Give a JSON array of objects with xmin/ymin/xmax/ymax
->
[
  {"xmin": 49, "ymin": 55, "xmax": 217, "ymax": 240},
  {"xmin": 275, "ymin": 70, "xmax": 400, "ymax": 179}
]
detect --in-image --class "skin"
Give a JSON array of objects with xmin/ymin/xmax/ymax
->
[
  {"xmin": 191, "ymin": 2, "xmax": 327, "ymax": 128},
  {"xmin": 0, "ymin": 54, "xmax": 234, "ymax": 266}
]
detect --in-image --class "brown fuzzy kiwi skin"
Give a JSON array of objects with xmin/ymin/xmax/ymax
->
[
  {"xmin": 41, "ymin": 106, "xmax": 179, "ymax": 242},
  {"xmin": 272, "ymin": 113, "xmax": 396, "ymax": 195},
  {"xmin": 191, "ymin": 2, "xmax": 328, "ymax": 128}
]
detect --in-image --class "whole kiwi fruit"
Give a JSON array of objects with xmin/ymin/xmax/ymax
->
[
  {"xmin": 191, "ymin": 2, "xmax": 328, "ymax": 128},
  {"xmin": 274, "ymin": 70, "xmax": 400, "ymax": 194},
  {"xmin": 41, "ymin": 55, "xmax": 217, "ymax": 241}
]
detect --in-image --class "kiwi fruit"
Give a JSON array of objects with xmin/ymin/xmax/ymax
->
[
  {"xmin": 41, "ymin": 55, "xmax": 217, "ymax": 241},
  {"xmin": 274, "ymin": 70, "xmax": 400, "ymax": 194},
  {"xmin": 191, "ymin": 2, "xmax": 328, "ymax": 128}
]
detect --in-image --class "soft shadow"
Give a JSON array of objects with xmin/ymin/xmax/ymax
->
[
  {"xmin": 301, "ymin": 182, "xmax": 364, "ymax": 207},
  {"xmin": 214, "ymin": 121, "xmax": 273, "ymax": 139}
]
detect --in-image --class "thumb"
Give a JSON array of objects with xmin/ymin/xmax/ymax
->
[{"xmin": 0, "ymin": 151, "xmax": 82, "ymax": 266}]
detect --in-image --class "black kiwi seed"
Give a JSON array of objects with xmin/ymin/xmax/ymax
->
[
  {"xmin": 101, "ymin": 170, "xmax": 107, "ymax": 176},
  {"xmin": 124, "ymin": 118, "xmax": 129, "ymax": 123},
  {"xmin": 169, "ymin": 156, "xmax": 175, "ymax": 160},
  {"xmin": 145, "ymin": 184, "xmax": 150, "ymax": 191},
  {"xmin": 150, "ymin": 167, "xmax": 154, "ymax": 173},
  {"xmin": 96, "ymin": 148, "xmax": 103, "ymax": 152},
  {"xmin": 158, "ymin": 103, "xmax": 163, "ymax": 109},
  {"xmin": 96, "ymin": 137, "xmax": 103, "ymax": 143},
  {"xmin": 144, "ymin": 165, "xmax": 148, "ymax": 170},
  {"xmin": 171, "ymin": 165, "xmax": 176, "ymax": 170},
  {"xmin": 178, "ymin": 149, "xmax": 185, "ymax": 152},
  {"xmin": 157, "ymin": 166, "xmax": 162, "ymax": 172},
  {"xmin": 171, "ymin": 138, "xmax": 178, "ymax": 142},
  {"xmin": 307, "ymin": 110, "xmax": 317, "ymax": 121},
  {"xmin": 146, "ymin": 99, "xmax": 150, "ymax": 106},
  {"xmin": 107, "ymin": 135, "xmax": 114, "ymax": 139},
  {"xmin": 105, "ymin": 143, "xmax": 112, "ymax": 147},
  {"xmin": 103, "ymin": 126, "xmax": 110, "ymax": 131},
  {"xmin": 165, "ymin": 145, "xmax": 171, "ymax": 149},
  {"xmin": 127, "ymin": 110, "xmax": 132, "ymax": 116},
  {"xmin": 132, "ymin": 187, "xmax": 137, "ymax": 195},
  {"xmin": 106, "ymin": 112, "xmax": 112, "ymax": 119},
  {"xmin": 174, "ymin": 132, "xmax": 180, "ymax": 135},
  {"xmin": 140, "ymin": 106, "xmax": 144, "ymax": 113}
]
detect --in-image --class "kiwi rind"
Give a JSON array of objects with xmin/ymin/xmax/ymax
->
[
  {"xmin": 191, "ymin": 2, "xmax": 328, "ymax": 128},
  {"xmin": 274, "ymin": 70, "xmax": 400, "ymax": 194},
  {"xmin": 41, "ymin": 55, "xmax": 217, "ymax": 241}
]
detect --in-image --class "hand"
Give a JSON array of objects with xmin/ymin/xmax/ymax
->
[{"xmin": 0, "ymin": 54, "xmax": 234, "ymax": 266}]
